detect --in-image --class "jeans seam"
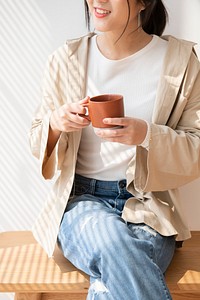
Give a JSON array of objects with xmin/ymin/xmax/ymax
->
[{"xmin": 158, "ymin": 269, "xmax": 172, "ymax": 300}]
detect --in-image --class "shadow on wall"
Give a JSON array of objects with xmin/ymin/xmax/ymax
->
[
  {"xmin": 0, "ymin": 0, "xmax": 87, "ymax": 232},
  {"xmin": 0, "ymin": 0, "xmax": 54, "ymax": 232}
]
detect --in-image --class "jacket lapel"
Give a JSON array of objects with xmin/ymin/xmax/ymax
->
[{"xmin": 66, "ymin": 33, "xmax": 95, "ymax": 102}]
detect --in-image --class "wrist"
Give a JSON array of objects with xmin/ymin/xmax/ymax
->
[{"xmin": 49, "ymin": 112, "xmax": 61, "ymax": 135}]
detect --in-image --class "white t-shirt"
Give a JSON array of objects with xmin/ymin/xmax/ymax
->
[{"xmin": 75, "ymin": 35, "xmax": 168, "ymax": 180}]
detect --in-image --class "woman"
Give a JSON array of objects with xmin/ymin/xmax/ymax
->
[{"xmin": 30, "ymin": 0, "xmax": 200, "ymax": 299}]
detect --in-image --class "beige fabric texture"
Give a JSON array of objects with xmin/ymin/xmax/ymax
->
[{"xmin": 29, "ymin": 33, "xmax": 200, "ymax": 257}]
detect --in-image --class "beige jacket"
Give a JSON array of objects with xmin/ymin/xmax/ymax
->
[{"xmin": 30, "ymin": 33, "xmax": 200, "ymax": 257}]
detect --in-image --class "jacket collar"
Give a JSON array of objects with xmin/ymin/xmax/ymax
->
[{"xmin": 66, "ymin": 33, "xmax": 95, "ymax": 101}]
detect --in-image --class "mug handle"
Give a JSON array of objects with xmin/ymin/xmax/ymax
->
[{"xmin": 78, "ymin": 103, "xmax": 90, "ymax": 121}]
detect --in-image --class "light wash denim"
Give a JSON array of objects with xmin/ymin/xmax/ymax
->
[{"xmin": 58, "ymin": 174, "xmax": 175, "ymax": 300}]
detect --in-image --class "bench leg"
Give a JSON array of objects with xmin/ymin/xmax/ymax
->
[{"xmin": 15, "ymin": 293, "xmax": 42, "ymax": 300}]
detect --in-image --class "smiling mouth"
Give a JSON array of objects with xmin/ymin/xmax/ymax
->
[{"xmin": 95, "ymin": 7, "xmax": 111, "ymax": 16}]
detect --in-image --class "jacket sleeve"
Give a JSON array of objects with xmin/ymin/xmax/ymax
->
[
  {"xmin": 135, "ymin": 52, "xmax": 200, "ymax": 192},
  {"xmin": 29, "ymin": 52, "xmax": 68, "ymax": 180}
]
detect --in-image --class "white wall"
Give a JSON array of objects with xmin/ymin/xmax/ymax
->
[
  {"xmin": 0, "ymin": 0, "xmax": 87, "ymax": 233},
  {"xmin": 1, "ymin": 1, "xmax": 86, "ymax": 299},
  {"xmin": 164, "ymin": 0, "xmax": 200, "ymax": 55},
  {"xmin": 1, "ymin": 1, "xmax": 200, "ymax": 299}
]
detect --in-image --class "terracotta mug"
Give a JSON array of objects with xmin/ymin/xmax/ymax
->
[{"xmin": 82, "ymin": 94, "xmax": 124, "ymax": 128}]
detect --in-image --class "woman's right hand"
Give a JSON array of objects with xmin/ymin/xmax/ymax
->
[
  {"xmin": 50, "ymin": 97, "xmax": 90, "ymax": 134},
  {"xmin": 47, "ymin": 97, "xmax": 90, "ymax": 157}
]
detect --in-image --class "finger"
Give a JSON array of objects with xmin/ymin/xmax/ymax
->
[
  {"xmin": 103, "ymin": 117, "xmax": 129, "ymax": 126},
  {"xmin": 62, "ymin": 100, "xmax": 88, "ymax": 116},
  {"xmin": 95, "ymin": 131, "xmax": 132, "ymax": 144},
  {"xmin": 70, "ymin": 112, "xmax": 90, "ymax": 125},
  {"xmin": 57, "ymin": 109, "xmax": 89, "ymax": 128},
  {"xmin": 79, "ymin": 96, "xmax": 90, "ymax": 105},
  {"xmin": 62, "ymin": 120, "xmax": 90, "ymax": 132},
  {"xmin": 95, "ymin": 128, "xmax": 124, "ymax": 138}
]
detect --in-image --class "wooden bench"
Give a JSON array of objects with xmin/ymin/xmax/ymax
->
[{"xmin": 0, "ymin": 231, "xmax": 200, "ymax": 300}]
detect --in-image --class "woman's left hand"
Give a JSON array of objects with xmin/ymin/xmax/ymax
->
[{"xmin": 95, "ymin": 117, "xmax": 148, "ymax": 145}]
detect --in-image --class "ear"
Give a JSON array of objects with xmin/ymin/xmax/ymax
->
[
  {"xmin": 139, "ymin": 1, "xmax": 146, "ymax": 11},
  {"xmin": 140, "ymin": 0, "xmax": 150, "ymax": 11}
]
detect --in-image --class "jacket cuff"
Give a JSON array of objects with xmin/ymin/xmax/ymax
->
[{"xmin": 139, "ymin": 121, "xmax": 151, "ymax": 150}]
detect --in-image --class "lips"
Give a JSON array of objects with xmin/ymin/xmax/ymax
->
[{"xmin": 94, "ymin": 7, "xmax": 111, "ymax": 18}]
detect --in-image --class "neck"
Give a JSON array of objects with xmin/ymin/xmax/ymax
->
[{"xmin": 96, "ymin": 30, "xmax": 152, "ymax": 60}]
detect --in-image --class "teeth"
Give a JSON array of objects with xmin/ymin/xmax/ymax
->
[{"xmin": 96, "ymin": 8, "xmax": 110, "ymax": 15}]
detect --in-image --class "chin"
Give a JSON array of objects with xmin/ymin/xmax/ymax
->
[{"xmin": 92, "ymin": 20, "xmax": 110, "ymax": 32}]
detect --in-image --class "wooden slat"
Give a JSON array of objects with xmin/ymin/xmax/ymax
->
[
  {"xmin": 181, "ymin": 232, "xmax": 200, "ymax": 248},
  {"xmin": 166, "ymin": 231, "xmax": 200, "ymax": 292},
  {"xmin": 0, "ymin": 231, "xmax": 89, "ymax": 292},
  {"xmin": 1, "ymin": 230, "xmax": 200, "ymax": 299},
  {"xmin": 170, "ymin": 292, "xmax": 200, "ymax": 300},
  {"xmin": 42, "ymin": 293, "xmax": 87, "ymax": 300},
  {"xmin": 14, "ymin": 294, "xmax": 42, "ymax": 300},
  {"xmin": 14, "ymin": 293, "xmax": 87, "ymax": 300}
]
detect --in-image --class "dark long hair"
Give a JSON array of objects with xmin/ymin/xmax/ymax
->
[{"xmin": 84, "ymin": 0, "xmax": 168, "ymax": 37}]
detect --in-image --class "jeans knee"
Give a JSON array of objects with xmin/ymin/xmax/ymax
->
[{"xmin": 88, "ymin": 278, "xmax": 109, "ymax": 300}]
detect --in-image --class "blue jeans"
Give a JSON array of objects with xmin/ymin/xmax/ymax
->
[{"xmin": 58, "ymin": 174, "xmax": 175, "ymax": 300}]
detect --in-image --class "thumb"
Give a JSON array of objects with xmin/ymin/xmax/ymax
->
[{"xmin": 79, "ymin": 96, "xmax": 90, "ymax": 105}]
